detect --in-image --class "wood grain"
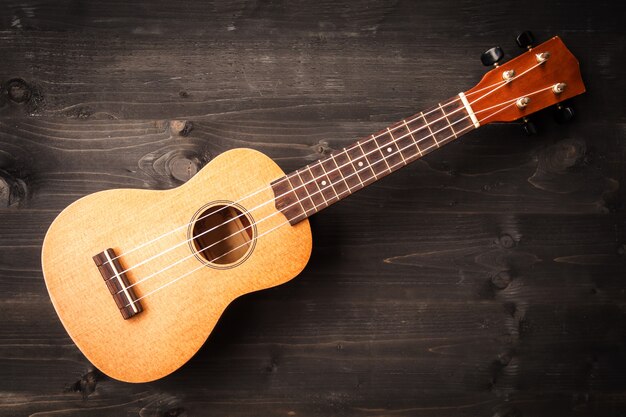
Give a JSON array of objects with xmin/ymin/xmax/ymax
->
[
  {"xmin": 0, "ymin": 0, "xmax": 625, "ymax": 415},
  {"xmin": 41, "ymin": 148, "xmax": 312, "ymax": 382}
]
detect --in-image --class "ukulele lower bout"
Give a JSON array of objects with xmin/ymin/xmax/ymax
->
[{"xmin": 41, "ymin": 148, "xmax": 313, "ymax": 383}]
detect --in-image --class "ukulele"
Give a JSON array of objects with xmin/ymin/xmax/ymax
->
[{"xmin": 42, "ymin": 34, "xmax": 585, "ymax": 382}]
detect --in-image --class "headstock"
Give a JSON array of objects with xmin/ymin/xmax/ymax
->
[{"xmin": 465, "ymin": 36, "xmax": 585, "ymax": 126}]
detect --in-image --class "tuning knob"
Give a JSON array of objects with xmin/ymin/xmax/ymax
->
[
  {"xmin": 481, "ymin": 46, "xmax": 505, "ymax": 67},
  {"xmin": 516, "ymin": 31, "xmax": 535, "ymax": 50},
  {"xmin": 522, "ymin": 117, "xmax": 537, "ymax": 136},
  {"xmin": 553, "ymin": 104, "xmax": 575, "ymax": 123}
]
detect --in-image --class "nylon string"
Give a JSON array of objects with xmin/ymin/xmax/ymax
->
[
  {"xmin": 124, "ymin": 82, "xmax": 556, "ymax": 305},
  {"xmin": 106, "ymin": 58, "xmax": 548, "ymax": 277},
  {"xmin": 110, "ymin": 58, "xmax": 549, "ymax": 285},
  {"xmin": 107, "ymin": 62, "xmax": 546, "ymax": 281},
  {"xmin": 102, "ymin": 75, "xmax": 516, "ymax": 268}
]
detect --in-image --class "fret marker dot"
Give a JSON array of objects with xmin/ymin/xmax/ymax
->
[
  {"xmin": 387, "ymin": 147, "xmax": 392, "ymax": 153},
  {"xmin": 358, "ymin": 161, "xmax": 364, "ymax": 167},
  {"xmin": 321, "ymin": 180, "xmax": 327, "ymax": 186}
]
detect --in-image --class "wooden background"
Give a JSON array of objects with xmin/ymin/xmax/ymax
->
[{"xmin": 1, "ymin": 0, "xmax": 625, "ymax": 416}]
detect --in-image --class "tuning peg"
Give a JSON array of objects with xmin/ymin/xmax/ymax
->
[
  {"xmin": 522, "ymin": 117, "xmax": 537, "ymax": 136},
  {"xmin": 516, "ymin": 31, "xmax": 535, "ymax": 50},
  {"xmin": 481, "ymin": 46, "xmax": 505, "ymax": 67},
  {"xmin": 553, "ymin": 104, "xmax": 575, "ymax": 123}
]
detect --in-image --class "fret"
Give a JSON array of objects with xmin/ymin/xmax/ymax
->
[
  {"xmin": 321, "ymin": 155, "xmax": 350, "ymax": 197},
  {"xmin": 358, "ymin": 136, "xmax": 390, "ymax": 179},
  {"xmin": 300, "ymin": 166, "xmax": 328, "ymax": 208},
  {"xmin": 357, "ymin": 142, "xmax": 379, "ymax": 179},
  {"xmin": 372, "ymin": 134, "xmax": 393, "ymax": 171},
  {"xmin": 388, "ymin": 120, "xmax": 421, "ymax": 163},
  {"xmin": 441, "ymin": 97, "xmax": 474, "ymax": 134},
  {"xmin": 423, "ymin": 105, "xmax": 457, "ymax": 148},
  {"xmin": 272, "ymin": 94, "xmax": 478, "ymax": 225},
  {"xmin": 336, "ymin": 148, "xmax": 366, "ymax": 188},
  {"xmin": 408, "ymin": 113, "xmax": 436, "ymax": 153},
  {"xmin": 387, "ymin": 128, "xmax": 407, "ymax": 166},
  {"xmin": 330, "ymin": 153, "xmax": 354, "ymax": 192},
  {"xmin": 308, "ymin": 161, "xmax": 339, "ymax": 204},
  {"xmin": 269, "ymin": 176, "xmax": 307, "ymax": 225},
  {"xmin": 421, "ymin": 111, "xmax": 438, "ymax": 147},
  {"xmin": 438, "ymin": 103, "xmax": 457, "ymax": 138},
  {"xmin": 287, "ymin": 172, "xmax": 316, "ymax": 215},
  {"xmin": 372, "ymin": 129, "xmax": 405, "ymax": 169},
  {"xmin": 403, "ymin": 119, "xmax": 423, "ymax": 157},
  {"xmin": 284, "ymin": 176, "xmax": 307, "ymax": 217},
  {"xmin": 347, "ymin": 143, "xmax": 376, "ymax": 185}
]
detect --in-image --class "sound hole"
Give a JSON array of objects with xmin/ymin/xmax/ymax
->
[{"xmin": 191, "ymin": 203, "xmax": 254, "ymax": 266}]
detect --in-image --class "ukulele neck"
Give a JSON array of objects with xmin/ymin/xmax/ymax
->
[{"xmin": 271, "ymin": 93, "xmax": 479, "ymax": 225}]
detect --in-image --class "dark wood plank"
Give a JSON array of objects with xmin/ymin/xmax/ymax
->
[
  {"xmin": 0, "ymin": 119, "xmax": 621, "ymax": 212},
  {"xmin": 0, "ymin": 2, "xmax": 623, "ymax": 124},
  {"xmin": 1, "ymin": 209, "xmax": 625, "ymax": 416}
]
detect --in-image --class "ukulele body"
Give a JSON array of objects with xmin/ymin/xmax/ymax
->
[{"xmin": 41, "ymin": 148, "xmax": 312, "ymax": 383}]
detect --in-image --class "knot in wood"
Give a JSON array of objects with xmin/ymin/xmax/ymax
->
[
  {"xmin": 162, "ymin": 407, "xmax": 187, "ymax": 417},
  {"xmin": 497, "ymin": 351, "xmax": 512, "ymax": 366},
  {"xmin": 65, "ymin": 370, "xmax": 98, "ymax": 399},
  {"xmin": 0, "ymin": 170, "xmax": 26, "ymax": 207},
  {"xmin": 491, "ymin": 271, "xmax": 512, "ymax": 289},
  {"xmin": 168, "ymin": 156, "xmax": 200, "ymax": 182},
  {"xmin": 76, "ymin": 106, "xmax": 93, "ymax": 119},
  {"xmin": 0, "ymin": 177, "xmax": 11, "ymax": 207},
  {"xmin": 170, "ymin": 120, "xmax": 193, "ymax": 137},
  {"xmin": 498, "ymin": 234, "xmax": 516, "ymax": 249},
  {"xmin": 0, "ymin": 85, "xmax": 7, "ymax": 108},
  {"xmin": 547, "ymin": 139, "xmax": 586, "ymax": 171},
  {"xmin": 315, "ymin": 140, "xmax": 330, "ymax": 155},
  {"xmin": 266, "ymin": 361, "xmax": 278, "ymax": 373},
  {"xmin": 5, "ymin": 78, "xmax": 32, "ymax": 103}
]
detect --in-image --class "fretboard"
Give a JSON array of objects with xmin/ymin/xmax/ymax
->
[{"xmin": 271, "ymin": 94, "xmax": 478, "ymax": 225}]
